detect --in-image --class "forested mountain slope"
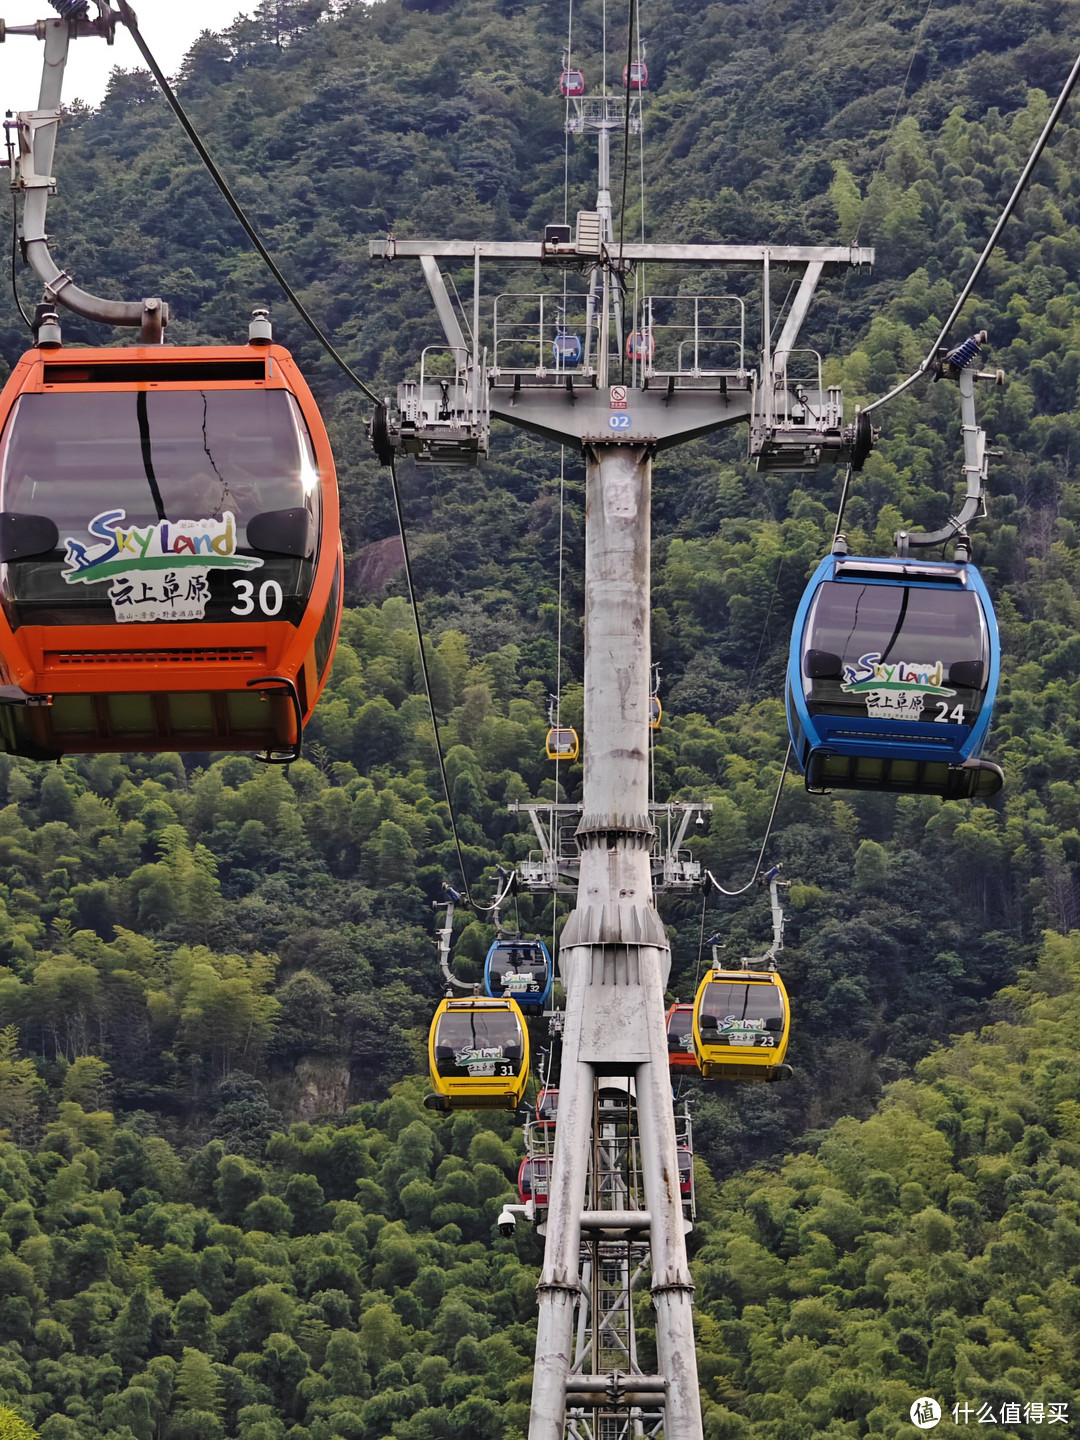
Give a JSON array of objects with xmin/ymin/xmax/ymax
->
[
  {"xmin": 3, "ymin": 932, "xmax": 1080, "ymax": 1440},
  {"xmin": 0, "ymin": 0, "xmax": 1080, "ymax": 1432}
]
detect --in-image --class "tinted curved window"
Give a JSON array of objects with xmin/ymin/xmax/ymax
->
[
  {"xmin": 667, "ymin": 1005, "xmax": 694, "ymax": 1050},
  {"xmin": 803, "ymin": 580, "xmax": 989, "ymax": 727},
  {"xmin": 433, "ymin": 1008, "xmax": 523, "ymax": 1078},
  {"xmin": 536, "ymin": 1088, "xmax": 559, "ymax": 1122},
  {"xmin": 698, "ymin": 981, "xmax": 784, "ymax": 1047},
  {"xmin": 0, "ymin": 389, "xmax": 321, "ymax": 629},
  {"xmin": 488, "ymin": 943, "xmax": 549, "ymax": 995}
]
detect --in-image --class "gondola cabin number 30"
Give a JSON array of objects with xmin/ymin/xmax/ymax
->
[{"xmin": 0, "ymin": 342, "xmax": 343, "ymax": 761}]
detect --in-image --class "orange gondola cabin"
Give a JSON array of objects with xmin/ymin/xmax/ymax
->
[{"xmin": 0, "ymin": 342, "xmax": 342, "ymax": 760}]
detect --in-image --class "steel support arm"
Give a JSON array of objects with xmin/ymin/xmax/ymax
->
[
  {"xmin": 772, "ymin": 260, "xmax": 824, "ymax": 374},
  {"xmin": 420, "ymin": 255, "xmax": 469, "ymax": 354},
  {"xmin": 16, "ymin": 17, "xmax": 168, "ymax": 335},
  {"xmin": 896, "ymin": 368, "xmax": 988, "ymax": 551},
  {"xmin": 372, "ymin": 237, "xmax": 874, "ymax": 267}
]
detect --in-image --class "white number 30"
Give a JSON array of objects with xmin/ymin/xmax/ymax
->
[{"xmin": 231, "ymin": 579, "xmax": 284, "ymax": 616}]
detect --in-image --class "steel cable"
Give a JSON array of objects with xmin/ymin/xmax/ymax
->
[
  {"xmin": 388, "ymin": 460, "xmax": 476, "ymax": 906},
  {"xmin": 864, "ymin": 45, "xmax": 1080, "ymax": 416},
  {"xmin": 114, "ymin": 0, "xmax": 381, "ymax": 407},
  {"xmin": 707, "ymin": 743, "xmax": 791, "ymax": 896}
]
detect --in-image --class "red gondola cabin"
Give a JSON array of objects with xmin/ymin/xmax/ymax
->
[
  {"xmin": 626, "ymin": 331, "xmax": 654, "ymax": 363},
  {"xmin": 666, "ymin": 1002, "xmax": 697, "ymax": 1070},
  {"xmin": 518, "ymin": 1154, "xmax": 552, "ymax": 1206}
]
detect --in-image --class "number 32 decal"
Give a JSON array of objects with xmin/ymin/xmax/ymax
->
[{"xmin": 231, "ymin": 579, "xmax": 284, "ymax": 616}]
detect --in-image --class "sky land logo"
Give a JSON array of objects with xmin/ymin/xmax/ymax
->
[
  {"xmin": 455, "ymin": 1046, "xmax": 506, "ymax": 1069},
  {"xmin": 61, "ymin": 510, "xmax": 263, "ymax": 623},
  {"xmin": 840, "ymin": 653, "xmax": 954, "ymax": 696},
  {"xmin": 62, "ymin": 510, "xmax": 262, "ymax": 585}
]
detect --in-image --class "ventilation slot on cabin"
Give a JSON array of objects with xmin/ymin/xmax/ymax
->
[{"xmin": 47, "ymin": 648, "xmax": 263, "ymax": 667}]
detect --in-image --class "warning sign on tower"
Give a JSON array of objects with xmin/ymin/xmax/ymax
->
[{"xmin": 609, "ymin": 386, "xmax": 628, "ymax": 409}]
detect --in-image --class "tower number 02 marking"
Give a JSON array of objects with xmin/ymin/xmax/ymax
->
[
  {"xmin": 608, "ymin": 413, "xmax": 632, "ymax": 430},
  {"xmin": 231, "ymin": 579, "xmax": 284, "ymax": 616}
]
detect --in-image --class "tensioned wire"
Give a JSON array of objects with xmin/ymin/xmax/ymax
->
[
  {"xmin": 552, "ymin": 445, "xmax": 568, "ymax": 960},
  {"xmin": 707, "ymin": 743, "xmax": 792, "ymax": 897},
  {"xmin": 563, "ymin": 0, "xmax": 573, "ymax": 227},
  {"xmin": 863, "ymin": 43, "xmax": 1080, "ymax": 416},
  {"xmin": 116, "ymin": 2, "xmax": 494, "ymax": 909}
]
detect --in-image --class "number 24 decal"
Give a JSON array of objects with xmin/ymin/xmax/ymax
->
[
  {"xmin": 933, "ymin": 701, "xmax": 965, "ymax": 723},
  {"xmin": 231, "ymin": 579, "xmax": 284, "ymax": 616}
]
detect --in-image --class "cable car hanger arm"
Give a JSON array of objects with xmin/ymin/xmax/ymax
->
[
  {"xmin": 9, "ymin": 4, "xmax": 167, "ymax": 337},
  {"xmin": 894, "ymin": 356, "xmax": 1001, "ymax": 556}
]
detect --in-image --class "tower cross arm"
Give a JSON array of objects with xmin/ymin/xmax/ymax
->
[{"xmin": 371, "ymin": 238, "xmax": 874, "ymax": 267}]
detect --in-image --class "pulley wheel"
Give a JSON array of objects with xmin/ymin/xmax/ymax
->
[
  {"xmin": 371, "ymin": 402, "xmax": 395, "ymax": 467},
  {"xmin": 852, "ymin": 410, "xmax": 874, "ymax": 471}
]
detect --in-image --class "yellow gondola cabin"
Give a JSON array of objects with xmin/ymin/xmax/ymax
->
[
  {"xmin": 425, "ymin": 995, "xmax": 530, "ymax": 1110},
  {"xmin": 691, "ymin": 967, "xmax": 791, "ymax": 1082},
  {"xmin": 546, "ymin": 726, "xmax": 579, "ymax": 761}
]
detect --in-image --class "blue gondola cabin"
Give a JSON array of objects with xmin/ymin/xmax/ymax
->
[
  {"xmin": 484, "ymin": 938, "xmax": 554, "ymax": 1010},
  {"xmin": 786, "ymin": 554, "xmax": 1003, "ymax": 800},
  {"xmin": 552, "ymin": 332, "xmax": 583, "ymax": 368}
]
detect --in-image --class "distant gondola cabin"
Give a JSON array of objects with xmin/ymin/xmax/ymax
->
[
  {"xmin": 649, "ymin": 695, "xmax": 662, "ymax": 730},
  {"xmin": 546, "ymin": 726, "xmax": 579, "ymax": 760},
  {"xmin": 626, "ymin": 331, "xmax": 654, "ymax": 362},
  {"xmin": 677, "ymin": 1145, "xmax": 693, "ymax": 1199},
  {"xmin": 518, "ymin": 1154, "xmax": 551, "ymax": 1207},
  {"xmin": 665, "ymin": 1002, "xmax": 697, "ymax": 1070},
  {"xmin": 535, "ymin": 1086, "xmax": 559, "ymax": 1125},
  {"xmin": 552, "ymin": 332, "xmax": 583, "ymax": 368},
  {"xmin": 559, "ymin": 69, "xmax": 586, "ymax": 97},
  {"xmin": 692, "ymin": 968, "xmax": 790, "ymax": 1082},
  {"xmin": 484, "ymin": 937, "xmax": 554, "ymax": 1010},
  {"xmin": 623, "ymin": 60, "xmax": 648, "ymax": 89},
  {"xmin": 426, "ymin": 996, "xmax": 530, "ymax": 1110}
]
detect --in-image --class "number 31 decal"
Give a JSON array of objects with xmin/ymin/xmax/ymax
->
[
  {"xmin": 231, "ymin": 579, "xmax": 284, "ymax": 616},
  {"xmin": 933, "ymin": 701, "xmax": 965, "ymax": 724}
]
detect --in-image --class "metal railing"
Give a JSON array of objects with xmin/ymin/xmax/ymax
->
[
  {"xmin": 638, "ymin": 294, "xmax": 747, "ymax": 381},
  {"xmin": 565, "ymin": 95, "xmax": 642, "ymax": 136},
  {"xmin": 768, "ymin": 346, "xmax": 841, "ymax": 430},
  {"xmin": 492, "ymin": 293, "xmax": 599, "ymax": 377}
]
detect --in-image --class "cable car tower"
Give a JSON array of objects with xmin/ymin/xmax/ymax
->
[{"xmin": 371, "ymin": 38, "xmax": 874, "ymax": 1438}]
